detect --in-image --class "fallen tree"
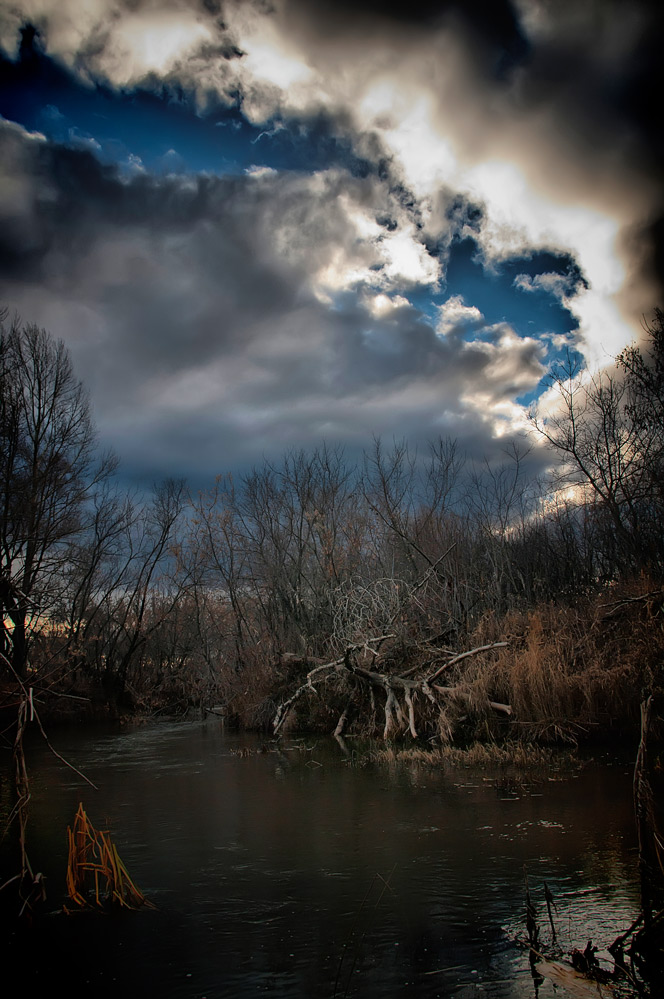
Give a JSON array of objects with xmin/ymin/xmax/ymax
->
[{"xmin": 273, "ymin": 636, "xmax": 510, "ymax": 741}]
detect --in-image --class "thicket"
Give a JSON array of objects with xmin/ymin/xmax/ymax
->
[{"xmin": 2, "ymin": 307, "xmax": 664, "ymax": 744}]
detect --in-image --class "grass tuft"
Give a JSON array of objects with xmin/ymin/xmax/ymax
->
[{"xmin": 65, "ymin": 802, "xmax": 153, "ymax": 911}]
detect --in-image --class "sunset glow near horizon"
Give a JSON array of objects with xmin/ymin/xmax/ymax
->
[{"xmin": 0, "ymin": 0, "xmax": 662, "ymax": 485}]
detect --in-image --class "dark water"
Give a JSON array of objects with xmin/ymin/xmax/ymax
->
[{"xmin": 1, "ymin": 722, "xmax": 641, "ymax": 998}]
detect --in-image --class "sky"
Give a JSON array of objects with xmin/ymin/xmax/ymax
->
[{"xmin": 0, "ymin": 0, "xmax": 662, "ymax": 487}]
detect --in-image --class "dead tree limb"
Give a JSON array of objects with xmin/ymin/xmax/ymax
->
[
  {"xmin": 273, "ymin": 636, "xmax": 511, "ymax": 740},
  {"xmin": 426, "ymin": 642, "xmax": 508, "ymax": 684},
  {"xmin": 403, "ymin": 686, "xmax": 417, "ymax": 738},
  {"xmin": 431, "ymin": 685, "xmax": 512, "ymax": 716},
  {"xmin": 600, "ymin": 591, "xmax": 663, "ymax": 618},
  {"xmin": 273, "ymin": 636, "xmax": 393, "ymax": 736},
  {"xmin": 273, "ymin": 661, "xmax": 341, "ymax": 736},
  {"xmin": 333, "ymin": 704, "xmax": 351, "ymax": 738},
  {"xmin": 408, "ymin": 544, "xmax": 457, "ymax": 598}
]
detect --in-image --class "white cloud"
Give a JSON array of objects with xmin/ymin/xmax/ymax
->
[
  {"xmin": 459, "ymin": 327, "xmax": 547, "ymax": 436},
  {"xmin": 67, "ymin": 129, "xmax": 102, "ymax": 152},
  {"xmin": 2, "ymin": 3, "xmax": 656, "ymax": 369},
  {"xmin": 0, "ymin": 119, "xmax": 556, "ymax": 480},
  {"xmin": 514, "ymin": 272, "xmax": 571, "ymax": 298},
  {"xmin": 380, "ymin": 225, "xmax": 440, "ymax": 287},
  {"xmin": 244, "ymin": 164, "xmax": 278, "ymax": 178},
  {"xmin": 310, "ymin": 194, "xmax": 439, "ymax": 301},
  {"xmin": 101, "ymin": 10, "xmax": 212, "ymax": 84},
  {"xmin": 240, "ymin": 19, "xmax": 312, "ymax": 91},
  {"xmin": 366, "ymin": 293, "xmax": 412, "ymax": 317},
  {"xmin": 437, "ymin": 295, "xmax": 484, "ymax": 335}
]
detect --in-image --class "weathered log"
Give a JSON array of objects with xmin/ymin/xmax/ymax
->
[{"xmin": 348, "ymin": 662, "xmax": 420, "ymax": 691}]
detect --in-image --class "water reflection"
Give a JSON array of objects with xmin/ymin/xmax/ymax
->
[{"xmin": 2, "ymin": 722, "xmax": 641, "ymax": 998}]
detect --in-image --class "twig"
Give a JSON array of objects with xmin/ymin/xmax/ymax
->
[
  {"xmin": 600, "ymin": 591, "xmax": 663, "ymax": 618},
  {"xmin": 408, "ymin": 544, "xmax": 457, "ymax": 598},
  {"xmin": 33, "ymin": 710, "xmax": 98, "ymax": 789},
  {"xmin": 0, "ymin": 653, "xmax": 97, "ymax": 789},
  {"xmin": 338, "ymin": 865, "xmax": 397, "ymax": 999}
]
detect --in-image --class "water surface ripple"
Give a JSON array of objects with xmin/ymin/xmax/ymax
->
[{"xmin": 2, "ymin": 722, "xmax": 641, "ymax": 998}]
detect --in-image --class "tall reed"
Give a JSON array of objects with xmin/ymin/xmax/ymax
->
[{"xmin": 65, "ymin": 803, "xmax": 152, "ymax": 910}]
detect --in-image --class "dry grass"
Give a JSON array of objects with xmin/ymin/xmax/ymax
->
[
  {"xmin": 365, "ymin": 741, "xmax": 562, "ymax": 768},
  {"xmin": 458, "ymin": 576, "xmax": 664, "ymax": 744},
  {"xmin": 65, "ymin": 803, "xmax": 152, "ymax": 911}
]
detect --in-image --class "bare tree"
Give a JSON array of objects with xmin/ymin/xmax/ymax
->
[
  {"xmin": 617, "ymin": 309, "xmax": 664, "ymax": 518},
  {"xmin": 464, "ymin": 442, "xmax": 544, "ymax": 612},
  {"xmin": 362, "ymin": 436, "xmax": 471, "ymax": 637},
  {"xmin": 0, "ymin": 311, "xmax": 116, "ymax": 678},
  {"xmin": 78, "ymin": 478, "xmax": 189, "ymax": 706},
  {"xmin": 531, "ymin": 351, "xmax": 656, "ymax": 574}
]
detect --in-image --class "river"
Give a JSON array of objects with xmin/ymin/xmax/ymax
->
[{"xmin": 2, "ymin": 721, "xmax": 641, "ymax": 998}]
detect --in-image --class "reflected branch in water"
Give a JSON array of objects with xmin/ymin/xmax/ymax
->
[{"xmin": 334, "ymin": 864, "xmax": 397, "ymax": 999}]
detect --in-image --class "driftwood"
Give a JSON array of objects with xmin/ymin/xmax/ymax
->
[{"xmin": 273, "ymin": 637, "xmax": 510, "ymax": 740}]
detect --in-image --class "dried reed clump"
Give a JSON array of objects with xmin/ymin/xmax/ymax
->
[
  {"xmin": 463, "ymin": 577, "xmax": 664, "ymax": 743},
  {"xmin": 65, "ymin": 803, "xmax": 152, "ymax": 911},
  {"xmin": 367, "ymin": 741, "xmax": 559, "ymax": 767},
  {"xmin": 504, "ymin": 607, "xmax": 589, "ymax": 742}
]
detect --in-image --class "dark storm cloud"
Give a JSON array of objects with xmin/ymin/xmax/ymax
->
[
  {"xmin": 250, "ymin": 0, "xmax": 662, "ymax": 345},
  {"xmin": 0, "ymin": 119, "xmax": 546, "ymax": 482},
  {"xmin": 503, "ymin": 0, "xmax": 664, "ymax": 324},
  {"xmin": 314, "ymin": 0, "xmax": 530, "ymax": 105},
  {"xmin": 1, "ymin": 0, "xmax": 662, "ymax": 484}
]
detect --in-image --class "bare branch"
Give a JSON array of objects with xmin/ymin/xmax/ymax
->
[{"xmin": 426, "ymin": 642, "xmax": 509, "ymax": 684}]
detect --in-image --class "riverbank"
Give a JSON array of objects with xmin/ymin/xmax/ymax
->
[
  {"xmin": 3, "ymin": 578, "xmax": 663, "ymax": 758},
  {"xmin": 253, "ymin": 577, "xmax": 664, "ymax": 750}
]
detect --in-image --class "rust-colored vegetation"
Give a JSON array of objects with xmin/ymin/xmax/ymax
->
[
  {"xmin": 65, "ymin": 803, "xmax": 152, "ymax": 911},
  {"xmin": 465, "ymin": 578, "xmax": 664, "ymax": 743}
]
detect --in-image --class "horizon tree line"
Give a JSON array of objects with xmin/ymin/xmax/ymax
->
[{"xmin": 2, "ymin": 305, "xmax": 663, "ymax": 716}]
